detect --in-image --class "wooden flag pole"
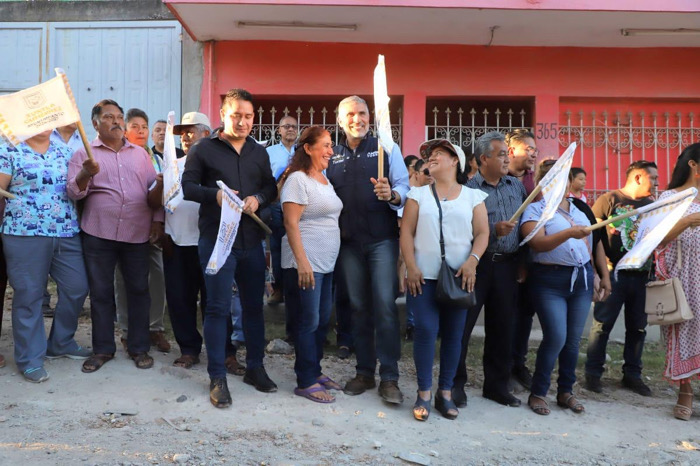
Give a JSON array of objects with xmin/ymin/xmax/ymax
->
[
  {"xmin": 586, "ymin": 208, "xmax": 641, "ymax": 232},
  {"xmin": 0, "ymin": 187, "xmax": 16, "ymax": 200},
  {"xmin": 508, "ymin": 184, "xmax": 543, "ymax": 223},
  {"xmin": 75, "ymin": 120, "xmax": 95, "ymax": 161},
  {"xmin": 57, "ymin": 69, "xmax": 94, "ymax": 161},
  {"xmin": 377, "ymin": 144, "xmax": 384, "ymax": 179},
  {"xmin": 246, "ymin": 211, "xmax": 273, "ymax": 236}
]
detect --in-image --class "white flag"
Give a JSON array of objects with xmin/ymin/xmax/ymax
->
[
  {"xmin": 520, "ymin": 142, "xmax": 577, "ymax": 246},
  {"xmin": 205, "ymin": 181, "xmax": 244, "ymax": 275},
  {"xmin": 615, "ymin": 187, "xmax": 697, "ymax": 274},
  {"xmin": 373, "ymin": 55, "xmax": 395, "ymax": 155},
  {"xmin": 0, "ymin": 68, "xmax": 81, "ymax": 145},
  {"xmin": 162, "ymin": 111, "xmax": 184, "ymax": 214}
]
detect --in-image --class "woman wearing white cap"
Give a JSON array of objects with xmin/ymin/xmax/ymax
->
[{"xmin": 400, "ymin": 139, "xmax": 489, "ymax": 420}]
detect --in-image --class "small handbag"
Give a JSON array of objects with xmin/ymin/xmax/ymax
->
[
  {"xmin": 646, "ymin": 244, "xmax": 692, "ymax": 326},
  {"xmin": 430, "ymin": 184, "xmax": 477, "ymax": 309}
]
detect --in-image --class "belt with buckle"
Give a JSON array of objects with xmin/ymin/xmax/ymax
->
[{"xmin": 484, "ymin": 251, "xmax": 518, "ymax": 262}]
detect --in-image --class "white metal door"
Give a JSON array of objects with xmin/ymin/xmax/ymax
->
[
  {"xmin": 49, "ymin": 21, "xmax": 182, "ymax": 141},
  {"xmin": 0, "ymin": 21, "xmax": 181, "ymax": 141},
  {"xmin": 0, "ymin": 23, "xmax": 45, "ymax": 95}
]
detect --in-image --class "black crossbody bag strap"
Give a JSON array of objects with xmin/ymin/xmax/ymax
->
[{"xmin": 430, "ymin": 184, "xmax": 446, "ymax": 260}]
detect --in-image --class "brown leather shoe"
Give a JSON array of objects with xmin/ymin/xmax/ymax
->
[
  {"xmin": 267, "ymin": 289, "xmax": 284, "ymax": 305},
  {"xmin": 225, "ymin": 354, "xmax": 246, "ymax": 376},
  {"xmin": 343, "ymin": 374, "xmax": 376, "ymax": 396},
  {"xmin": 150, "ymin": 331, "xmax": 171, "ymax": 353},
  {"xmin": 378, "ymin": 380, "xmax": 404, "ymax": 404}
]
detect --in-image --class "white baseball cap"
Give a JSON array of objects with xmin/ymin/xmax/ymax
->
[{"xmin": 173, "ymin": 112, "xmax": 211, "ymax": 135}]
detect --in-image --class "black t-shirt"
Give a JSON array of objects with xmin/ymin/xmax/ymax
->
[{"xmin": 591, "ymin": 190, "xmax": 653, "ymax": 268}]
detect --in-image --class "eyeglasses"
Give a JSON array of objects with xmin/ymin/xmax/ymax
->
[
  {"xmin": 523, "ymin": 146, "xmax": 539, "ymax": 156},
  {"xmin": 280, "ymin": 124, "xmax": 297, "ymax": 130}
]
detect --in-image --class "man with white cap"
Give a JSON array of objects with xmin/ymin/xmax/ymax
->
[{"xmin": 149, "ymin": 112, "xmax": 211, "ymax": 369}]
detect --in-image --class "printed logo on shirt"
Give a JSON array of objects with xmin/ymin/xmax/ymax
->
[
  {"xmin": 331, "ymin": 153, "xmax": 346, "ymax": 165},
  {"xmin": 366, "ymin": 151, "xmax": 379, "ymax": 158}
]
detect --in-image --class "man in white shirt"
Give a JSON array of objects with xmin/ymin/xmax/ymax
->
[{"xmin": 149, "ymin": 112, "xmax": 211, "ymax": 369}]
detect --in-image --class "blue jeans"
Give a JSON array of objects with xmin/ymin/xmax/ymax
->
[
  {"xmin": 336, "ymin": 239, "xmax": 401, "ymax": 381},
  {"xmin": 409, "ymin": 280, "xmax": 468, "ymax": 391},
  {"xmin": 269, "ymin": 202, "xmax": 285, "ymax": 291},
  {"xmin": 530, "ymin": 263, "xmax": 594, "ymax": 397},
  {"xmin": 231, "ymin": 281, "xmax": 245, "ymax": 344},
  {"xmin": 199, "ymin": 237, "xmax": 266, "ymax": 378},
  {"xmin": 333, "ymin": 277, "xmax": 354, "ymax": 348},
  {"xmin": 284, "ymin": 268, "xmax": 333, "ymax": 388},
  {"xmin": 585, "ymin": 270, "xmax": 648, "ymax": 379},
  {"xmin": 3, "ymin": 235, "xmax": 89, "ymax": 371}
]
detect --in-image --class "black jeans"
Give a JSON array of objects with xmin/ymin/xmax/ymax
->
[
  {"xmin": 585, "ymin": 270, "xmax": 648, "ymax": 379},
  {"xmin": 164, "ymin": 243, "xmax": 207, "ymax": 357},
  {"xmin": 512, "ymin": 275, "xmax": 536, "ymax": 370},
  {"xmin": 82, "ymin": 233, "xmax": 150, "ymax": 355},
  {"xmin": 454, "ymin": 254, "xmax": 519, "ymax": 397}
]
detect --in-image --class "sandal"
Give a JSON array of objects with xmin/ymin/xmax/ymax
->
[
  {"xmin": 674, "ymin": 386, "xmax": 694, "ymax": 421},
  {"xmin": 528, "ymin": 394, "xmax": 551, "ymax": 416},
  {"xmin": 173, "ymin": 354, "xmax": 200, "ymax": 369},
  {"xmin": 435, "ymin": 391, "xmax": 459, "ymax": 420},
  {"xmin": 225, "ymin": 355, "xmax": 246, "ymax": 376},
  {"xmin": 81, "ymin": 354, "xmax": 114, "ymax": 373},
  {"xmin": 294, "ymin": 384, "xmax": 335, "ymax": 404},
  {"xmin": 129, "ymin": 352, "xmax": 154, "ymax": 369},
  {"xmin": 413, "ymin": 392, "xmax": 432, "ymax": 421},
  {"xmin": 557, "ymin": 393, "xmax": 584, "ymax": 414},
  {"xmin": 317, "ymin": 375, "xmax": 342, "ymax": 391}
]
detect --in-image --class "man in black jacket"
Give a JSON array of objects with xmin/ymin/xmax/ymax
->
[
  {"xmin": 182, "ymin": 89, "xmax": 277, "ymax": 408},
  {"xmin": 326, "ymin": 95, "xmax": 410, "ymax": 404}
]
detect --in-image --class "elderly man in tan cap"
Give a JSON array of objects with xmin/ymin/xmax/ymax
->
[{"xmin": 148, "ymin": 111, "xmax": 215, "ymax": 369}]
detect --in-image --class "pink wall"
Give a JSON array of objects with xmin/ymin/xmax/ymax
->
[{"xmin": 202, "ymin": 40, "xmax": 700, "ymax": 190}]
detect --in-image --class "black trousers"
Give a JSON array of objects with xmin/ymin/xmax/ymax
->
[
  {"xmin": 454, "ymin": 255, "xmax": 519, "ymax": 397},
  {"xmin": 163, "ymin": 242, "xmax": 207, "ymax": 357},
  {"xmin": 82, "ymin": 233, "xmax": 151, "ymax": 355}
]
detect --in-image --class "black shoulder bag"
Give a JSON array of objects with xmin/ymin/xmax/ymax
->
[{"xmin": 430, "ymin": 184, "xmax": 477, "ymax": 309}]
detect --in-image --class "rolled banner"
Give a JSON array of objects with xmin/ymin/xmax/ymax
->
[
  {"xmin": 205, "ymin": 181, "xmax": 244, "ymax": 275},
  {"xmin": 162, "ymin": 111, "xmax": 184, "ymax": 214}
]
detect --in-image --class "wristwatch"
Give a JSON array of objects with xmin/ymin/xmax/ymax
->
[{"xmin": 388, "ymin": 190, "xmax": 397, "ymax": 203}]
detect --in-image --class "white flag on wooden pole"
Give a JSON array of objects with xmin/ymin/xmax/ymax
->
[
  {"xmin": 162, "ymin": 111, "xmax": 184, "ymax": 214},
  {"xmin": 205, "ymin": 181, "xmax": 244, "ymax": 275},
  {"xmin": 615, "ymin": 187, "xmax": 697, "ymax": 275},
  {"xmin": 520, "ymin": 142, "xmax": 577, "ymax": 246},
  {"xmin": 0, "ymin": 68, "xmax": 81, "ymax": 146},
  {"xmin": 373, "ymin": 54, "xmax": 395, "ymax": 155}
]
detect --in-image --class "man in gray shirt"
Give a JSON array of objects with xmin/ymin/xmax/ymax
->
[{"xmin": 453, "ymin": 131, "xmax": 526, "ymax": 408}]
